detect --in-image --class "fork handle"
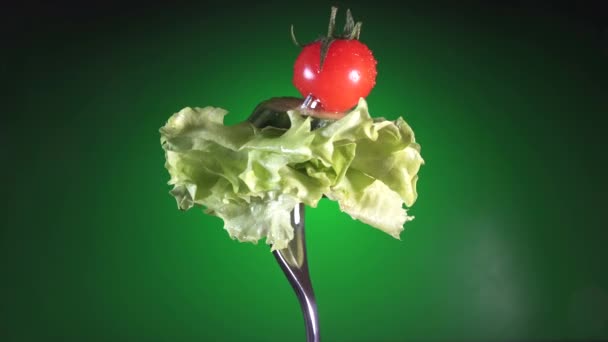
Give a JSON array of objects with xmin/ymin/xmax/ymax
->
[{"xmin": 273, "ymin": 203, "xmax": 320, "ymax": 342}]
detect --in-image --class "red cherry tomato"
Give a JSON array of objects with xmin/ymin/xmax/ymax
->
[{"xmin": 293, "ymin": 39, "xmax": 377, "ymax": 113}]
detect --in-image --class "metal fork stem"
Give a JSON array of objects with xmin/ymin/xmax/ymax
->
[
  {"xmin": 272, "ymin": 203, "xmax": 319, "ymax": 342},
  {"xmin": 249, "ymin": 94, "xmax": 321, "ymax": 342}
]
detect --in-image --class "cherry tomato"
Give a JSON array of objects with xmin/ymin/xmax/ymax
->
[{"xmin": 293, "ymin": 39, "xmax": 377, "ymax": 113}]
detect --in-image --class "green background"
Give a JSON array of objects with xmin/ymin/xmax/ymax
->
[{"xmin": 3, "ymin": 1, "xmax": 607, "ymax": 341}]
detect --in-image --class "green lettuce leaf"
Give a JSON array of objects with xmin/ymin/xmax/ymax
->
[{"xmin": 160, "ymin": 98, "xmax": 424, "ymax": 250}]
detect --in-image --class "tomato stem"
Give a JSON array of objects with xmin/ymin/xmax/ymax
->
[
  {"xmin": 343, "ymin": 9, "xmax": 354, "ymax": 34},
  {"xmin": 350, "ymin": 22, "xmax": 362, "ymax": 40},
  {"xmin": 291, "ymin": 6, "xmax": 364, "ymax": 71},
  {"xmin": 290, "ymin": 25, "xmax": 301, "ymax": 47},
  {"xmin": 327, "ymin": 6, "xmax": 337, "ymax": 37}
]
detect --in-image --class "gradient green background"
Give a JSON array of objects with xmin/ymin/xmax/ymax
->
[{"xmin": 3, "ymin": 1, "xmax": 608, "ymax": 341}]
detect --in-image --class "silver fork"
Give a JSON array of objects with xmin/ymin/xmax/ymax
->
[
  {"xmin": 273, "ymin": 203, "xmax": 319, "ymax": 342},
  {"xmin": 248, "ymin": 95, "xmax": 322, "ymax": 342}
]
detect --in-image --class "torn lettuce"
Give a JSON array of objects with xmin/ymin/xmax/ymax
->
[{"xmin": 160, "ymin": 98, "xmax": 423, "ymax": 250}]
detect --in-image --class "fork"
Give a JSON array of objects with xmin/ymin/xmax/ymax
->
[{"xmin": 248, "ymin": 95, "xmax": 322, "ymax": 342}]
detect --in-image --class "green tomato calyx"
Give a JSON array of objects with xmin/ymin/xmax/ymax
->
[{"xmin": 290, "ymin": 6, "xmax": 364, "ymax": 70}]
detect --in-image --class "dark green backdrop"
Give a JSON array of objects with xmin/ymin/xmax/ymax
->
[{"xmin": 3, "ymin": 1, "xmax": 607, "ymax": 341}]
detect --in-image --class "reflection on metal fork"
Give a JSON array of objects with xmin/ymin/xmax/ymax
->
[
  {"xmin": 301, "ymin": 94, "xmax": 322, "ymax": 110},
  {"xmin": 273, "ymin": 203, "xmax": 319, "ymax": 342}
]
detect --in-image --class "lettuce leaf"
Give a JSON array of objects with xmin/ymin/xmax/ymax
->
[{"xmin": 160, "ymin": 98, "xmax": 424, "ymax": 250}]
